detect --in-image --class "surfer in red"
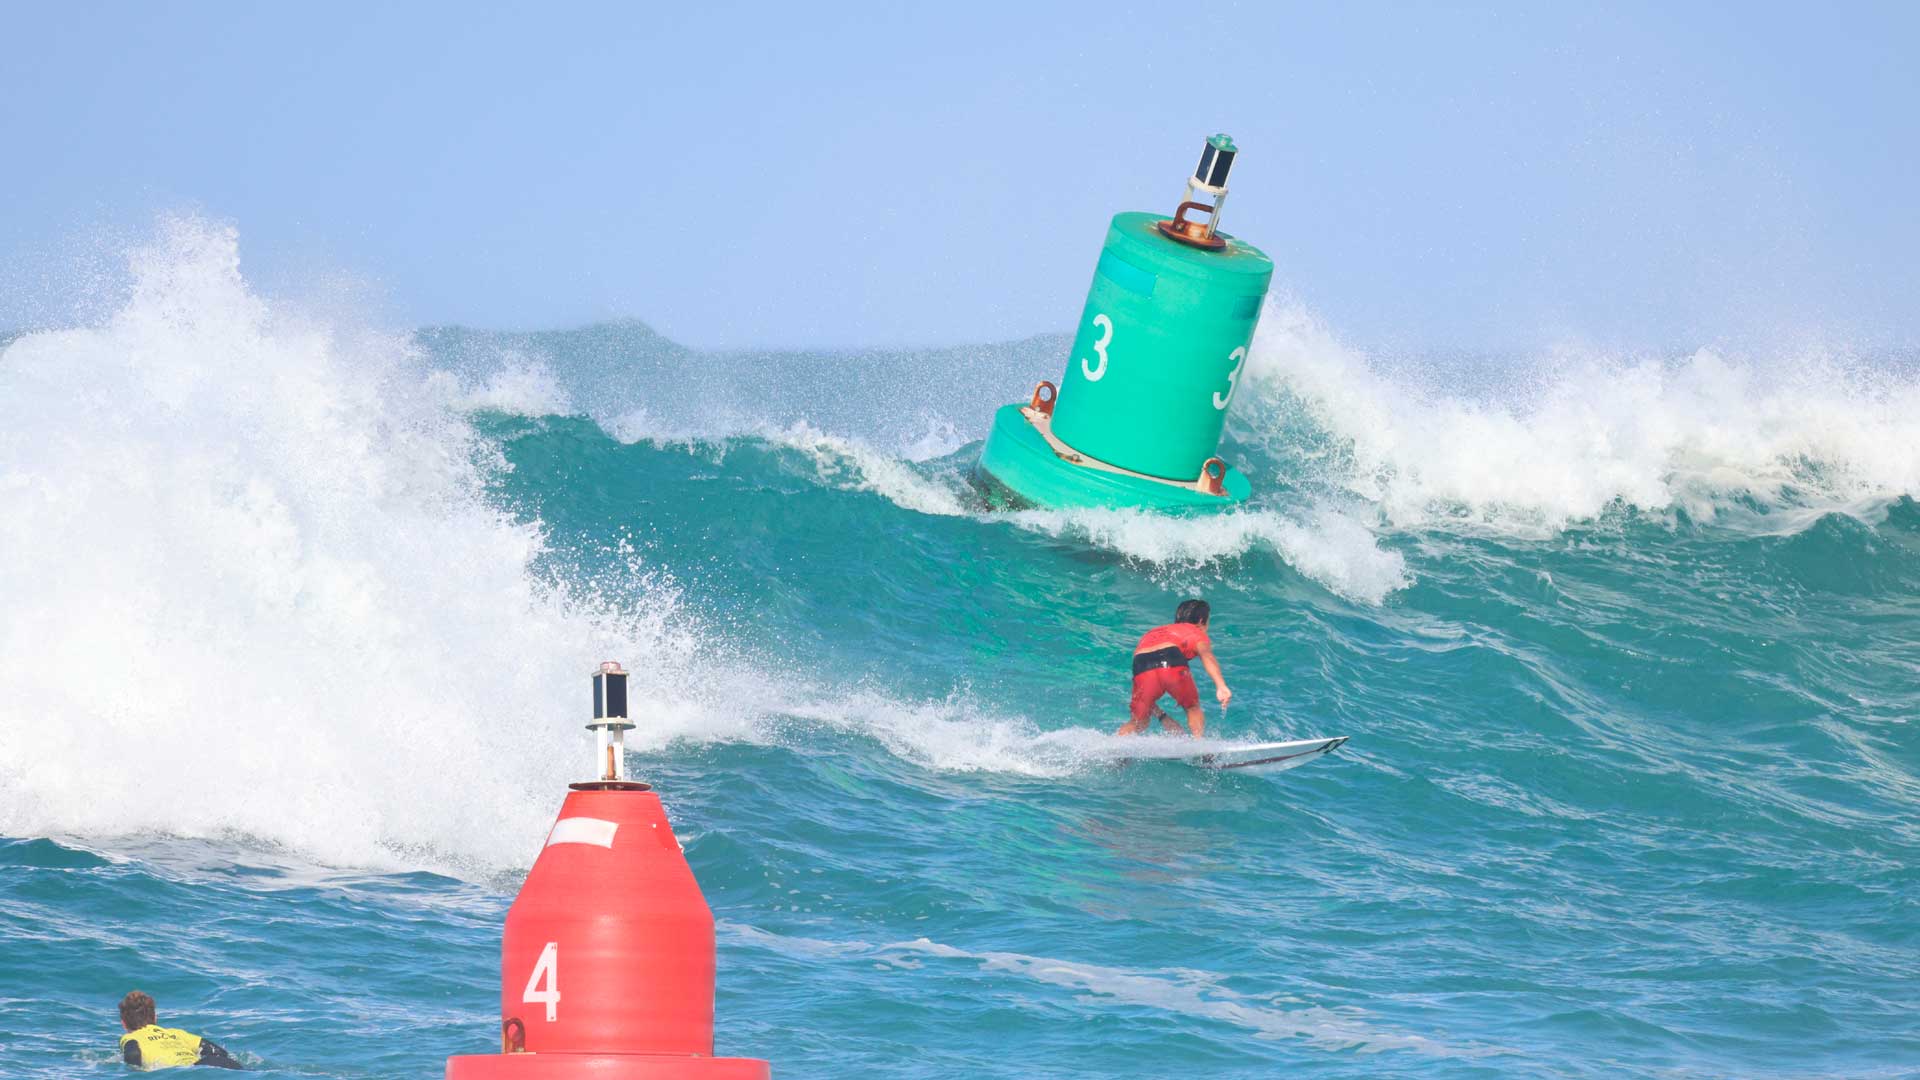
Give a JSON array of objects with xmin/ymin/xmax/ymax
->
[{"xmin": 1117, "ymin": 599, "xmax": 1232, "ymax": 738}]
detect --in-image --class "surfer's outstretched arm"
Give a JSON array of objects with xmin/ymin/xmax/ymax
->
[{"xmin": 1197, "ymin": 641, "xmax": 1231, "ymax": 708}]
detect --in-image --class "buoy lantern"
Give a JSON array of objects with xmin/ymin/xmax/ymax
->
[
  {"xmin": 445, "ymin": 663, "xmax": 770, "ymax": 1079},
  {"xmin": 976, "ymin": 133, "xmax": 1273, "ymax": 510}
]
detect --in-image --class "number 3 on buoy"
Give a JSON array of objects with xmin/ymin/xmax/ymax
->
[
  {"xmin": 523, "ymin": 941, "xmax": 560, "ymax": 1021},
  {"xmin": 1080, "ymin": 314, "xmax": 1113, "ymax": 381},
  {"xmin": 1214, "ymin": 346, "xmax": 1247, "ymax": 409}
]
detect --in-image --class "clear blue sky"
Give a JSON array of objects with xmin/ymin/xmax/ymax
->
[{"xmin": 3, "ymin": 2, "xmax": 1915, "ymax": 350}]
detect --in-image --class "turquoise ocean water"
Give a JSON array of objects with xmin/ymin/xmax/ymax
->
[{"xmin": 2, "ymin": 221, "xmax": 1916, "ymax": 1077}]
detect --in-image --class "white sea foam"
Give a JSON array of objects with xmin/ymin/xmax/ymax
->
[
  {"xmin": 809, "ymin": 443, "xmax": 1411, "ymax": 602},
  {"xmin": 893, "ymin": 939, "xmax": 1494, "ymax": 1056},
  {"xmin": 897, "ymin": 415, "xmax": 969, "ymax": 463},
  {"xmin": 0, "ymin": 217, "xmax": 717, "ymax": 876},
  {"xmin": 727, "ymin": 685, "xmax": 1338, "ymax": 779},
  {"xmin": 770, "ymin": 689, "xmax": 1068, "ymax": 775},
  {"xmin": 722, "ymin": 923, "xmax": 1501, "ymax": 1057},
  {"xmin": 607, "ymin": 409, "xmax": 1410, "ymax": 600},
  {"xmin": 456, "ymin": 357, "xmax": 574, "ymax": 416},
  {"xmin": 604, "ymin": 404, "xmax": 743, "ymax": 448},
  {"xmin": 605, "ymin": 411, "xmax": 976, "ymax": 518},
  {"xmin": 1244, "ymin": 301, "xmax": 1920, "ymax": 534},
  {"xmin": 1005, "ymin": 505, "xmax": 1410, "ymax": 605},
  {"xmin": 770, "ymin": 422, "xmax": 973, "ymax": 516}
]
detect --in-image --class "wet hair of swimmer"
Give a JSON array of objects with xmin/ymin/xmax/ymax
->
[
  {"xmin": 119, "ymin": 990, "xmax": 156, "ymax": 1030},
  {"xmin": 1174, "ymin": 599, "xmax": 1210, "ymax": 625}
]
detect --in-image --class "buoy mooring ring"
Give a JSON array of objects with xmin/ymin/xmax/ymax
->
[{"xmin": 1199, "ymin": 457, "xmax": 1227, "ymax": 495}]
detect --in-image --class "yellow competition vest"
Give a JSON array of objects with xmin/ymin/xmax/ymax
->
[{"xmin": 119, "ymin": 1024, "xmax": 204, "ymax": 1069}]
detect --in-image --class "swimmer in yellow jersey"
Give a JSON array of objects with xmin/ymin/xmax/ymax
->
[{"xmin": 117, "ymin": 991, "xmax": 243, "ymax": 1070}]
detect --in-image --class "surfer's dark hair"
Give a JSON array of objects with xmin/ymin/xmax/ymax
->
[{"xmin": 1175, "ymin": 599, "xmax": 1210, "ymax": 625}]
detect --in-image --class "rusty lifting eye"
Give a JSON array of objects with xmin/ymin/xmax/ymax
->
[{"xmin": 1029, "ymin": 381, "xmax": 1057, "ymax": 417}]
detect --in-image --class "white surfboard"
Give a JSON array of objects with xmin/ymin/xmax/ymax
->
[{"xmin": 1189, "ymin": 736, "xmax": 1349, "ymax": 774}]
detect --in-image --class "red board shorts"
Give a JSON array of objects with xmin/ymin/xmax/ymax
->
[{"xmin": 1130, "ymin": 664, "xmax": 1199, "ymax": 721}]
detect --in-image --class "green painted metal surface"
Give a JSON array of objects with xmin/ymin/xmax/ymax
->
[
  {"xmin": 974, "ymin": 404, "xmax": 1250, "ymax": 511},
  {"xmin": 1048, "ymin": 211, "xmax": 1273, "ymax": 481}
]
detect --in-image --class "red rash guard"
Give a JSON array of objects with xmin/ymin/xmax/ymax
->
[
  {"xmin": 1130, "ymin": 622, "xmax": 1210, "ymax": 721},
  {"xmin": 1135, "ymin": 622, "xmax": 1210, "ymax": 658}
]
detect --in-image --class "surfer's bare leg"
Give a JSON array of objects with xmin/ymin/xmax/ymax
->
[
  {"xmin": 1183, "ymin": 704, "xmax": 1206, "ymax": 738},
  {"xmin": 1115, "ymin": 714, "xmax": 1152, "ymax": 736},
  {"xmin": 1153, "ymin": 706, "xmax": 1182, "ymax": 734}
]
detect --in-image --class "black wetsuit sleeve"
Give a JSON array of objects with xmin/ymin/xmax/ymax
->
[
  {"xmin": 197, "ymin": 1038, "xmax": 244, "ymax": 1069},
  {"xmin": 123, "ymin": 1040, "xmax": 142, "ymax": 1067}
]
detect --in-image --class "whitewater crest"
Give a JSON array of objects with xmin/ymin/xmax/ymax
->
[
  {"xmin": 1238, "ymin": 301, "xmax": 1920, "ymax": 534},
  {"xmin": 596, "ymin": 406, "xmax": 1408, "ymax": 599},
  {"xmin": 1004, "ymin": 505, "xmax": 1409, "ymax": 605},
  {"xmin": 0, "ymin": 218, "xmax": 723, "ymax": 876},
  {"xmin": 599, "ymin": 401, "xmax": 1408, "ymax": 600},
  {"xmin": 609, "ymin": 414, "xmax": 976, "ymax": 518}
]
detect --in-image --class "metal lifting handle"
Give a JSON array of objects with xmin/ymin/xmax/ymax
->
[
  {"xmin": 1198, "ymin": 458, "xmax": 1227, "ymax": 496},
  {"xmin": 1158, "ymin": 201, "xmax": 1228, "ymax": 251}
]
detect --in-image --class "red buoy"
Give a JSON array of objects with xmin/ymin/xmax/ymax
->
[{"xmin": 446, "ymin": 663, "xmax": 770, "ymax": 1079}]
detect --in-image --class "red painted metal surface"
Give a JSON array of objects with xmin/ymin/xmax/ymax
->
[{"xmin": 446, "ymin": 787, "xmax": 769, "ymax": 1079}]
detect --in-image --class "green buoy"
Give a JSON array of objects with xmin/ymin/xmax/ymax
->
[{"xmin": 976, "ymin": 134, "xmax": 1273, "ymax": 511}]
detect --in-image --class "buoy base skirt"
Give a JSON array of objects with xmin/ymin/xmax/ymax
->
[
  {"xmin": 446, "ymin": 1053, "xmax": 770, "ymax": 1079},
  {"xmin": 975, "ymin": 404, "xmax": 1250, "ymax": 511}
]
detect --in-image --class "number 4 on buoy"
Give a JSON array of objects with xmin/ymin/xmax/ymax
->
[{"xmin": 522, "ymin": 942, "xmax": 560, "ymax": 1022}]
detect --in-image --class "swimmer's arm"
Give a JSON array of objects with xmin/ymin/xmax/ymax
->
[
  {"xmin": 1197, "ymin": 640, "xmax": 1230, "ymax": 707},
  {"xmin": 123, "ymin": 1040, "xmax": 141, "ymax": 1067},
  {"xmin": 198, "ymin": 1038, "xmax": 244, "ymax": 1070}
]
